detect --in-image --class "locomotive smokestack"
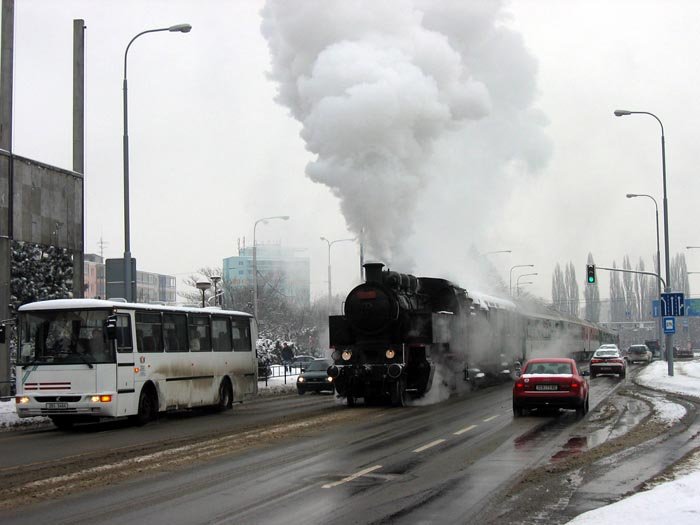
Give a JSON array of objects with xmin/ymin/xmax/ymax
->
[{"xmin": 364, "ymin": 262, "xmax": 385, "ymax": 283}]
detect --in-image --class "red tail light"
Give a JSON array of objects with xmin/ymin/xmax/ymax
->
[
  {"xmin": 591, "ymin": 359, "xmax": 602, "ymax": 364},
  {"xmin": 515, "ymin": 382, "xmax": 524, "ymax": 389},
  {"xmin": 570, "ymin": 382, "xmax": 580, "ymax": 389}
]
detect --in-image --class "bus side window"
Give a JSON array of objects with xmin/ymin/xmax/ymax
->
[
  {"xmin": 212, "ymin": 317, "xmax": 232, "ymax": 352},
  {"xmin": 116, "ymin": 315, "xmax": 133, "ymax": 353},
  {"xmin": 135, "ymin": 312, "xmax": 163, "ymax": 353},
  {"xmin": 232, "ymin": 317, "xmax": 252, "ymax": 352}
]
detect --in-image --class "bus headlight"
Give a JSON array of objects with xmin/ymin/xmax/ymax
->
[
  {"xmin": 385, "ymin": 349, "xmax": 396, "ymax": 359},
  {"xmin": 90, "ymin": 395, "xmax": 112, "ymax": 403},
  {"xmin": 342, "ymin": 350, "xmax": 352, "ymax": 361},
  {"xmin": 16, "ymin": 396, "xmax": 30, "ymax": 404}
]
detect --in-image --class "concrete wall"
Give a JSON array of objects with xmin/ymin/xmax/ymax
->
[{"xmin": 0, "ymin": 149, "xmax": 83, "ymax": 395}]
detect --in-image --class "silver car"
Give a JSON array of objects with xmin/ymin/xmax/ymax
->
[{"xmin": 626, "ymin": 344, "xmax": 652, "ymax": 364}]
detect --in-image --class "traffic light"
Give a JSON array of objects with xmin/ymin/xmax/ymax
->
[{"xmin": 586, "ymin": 264, "xmax": 596, "ymax": 284}]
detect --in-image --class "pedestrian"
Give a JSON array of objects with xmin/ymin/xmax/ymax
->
[{"xmin": 282, "ymin": 342, "xmax": 294, "ymax": 373}]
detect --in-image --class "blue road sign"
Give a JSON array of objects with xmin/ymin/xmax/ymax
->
[
  {"xmin": 661, "ymin": 292, "xmax": 685, "ymax": 316},
  {"xmin": 686, "ymin": 298, "xmax": 700, "ymax": 317},
  {"xmin": 652, "ymin": 299, "xmax": 660, "ymax": 318},
  {"xmin": 663, "ymin": 316, "xmax": 676, "ymax": 334}
]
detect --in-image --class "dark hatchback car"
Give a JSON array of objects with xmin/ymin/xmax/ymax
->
[
  {"xmin": 297, "ymin": 359, "xmax": 334, "ymax": 394},
  {"xmin": 673, "ymin": 345, "xmax": 694, "ymax": 360}
]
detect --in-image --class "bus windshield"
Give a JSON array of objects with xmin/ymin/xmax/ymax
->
[{"xmin": 19, "ymin": 310, "xmax": 115, "ymax": 366}]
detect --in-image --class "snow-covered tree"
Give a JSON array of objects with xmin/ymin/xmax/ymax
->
[{"xmin": 10, "ymin": 241, "xmax": 73, "ymax": 313}]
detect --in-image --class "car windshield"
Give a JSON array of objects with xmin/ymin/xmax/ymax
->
[
  {"xmin": 594, "ymin": 350, "xmax": 619, "ymax": 357},
  {"xmin": 525, "ymin": 362, "xmax": 572, "ymax": 374},
  {"xmin": 18, "ymin": 309, "xmax": 115, "ymax": 365},
  {"xmin": 304, "ymin": 360, "xmax": 331, "ymax": 372}
]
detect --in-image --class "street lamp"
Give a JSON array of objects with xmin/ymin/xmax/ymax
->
[
  {"xmin": 482, "ymin": 250, "xmax": 512, "ymax": 256},
  {"xmin": 687, "ymin": 246, "xmax": 700, "ymax": 250},
  {"xmin": 626, "ymin": 193, "xmax": 663, "ymax": 342},
  {"xmin": 509, "ymin": 264, "xmax": 534, "ymax": 296},
  {"xmin": 320, "ymin": 236, "xmax": 355, "ymax": 313},
  {"xmin": 516, "ymin": 281, "xmax": 533, "ymax": 296},
  {"xmin": 122, "ymin": 23, "xmax": 192, "ymax": 302},
  {"xmin": 516, "ymin": 273, "xmax": 537, "ymax": 296},
  {"xmin": 196, "ymin": 280, "xmax": 211, "ymax": 308},
  {"xmin": 210, "ymin": 275, "xmax": 222, "ymax": 307},
  {"xmin": 615, "ymin": 109, "xmax": 673, "ymax": 375},
  {"xmin": 253, "ymin": 215, "xmax": 290, "ymax": 320}
]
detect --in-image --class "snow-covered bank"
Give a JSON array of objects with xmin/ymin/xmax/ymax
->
[{"xmin": 565, "ymin": 359, "xmax": 700, "ymax": 524}]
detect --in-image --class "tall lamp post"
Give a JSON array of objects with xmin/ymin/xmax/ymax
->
[
  {"xmin": 626, "ymin": 193, "xmax": 663, "ymax": 342},
  {"xmin": 253, "ymin": 215, "xmax": 289, "ymax": 320},
  {"xmin": 516, "ymin": 273, "xmax": 537, "ymax": 296},
  {"xmin": 196, "ymin": 280, "xmax": 211, "ymax": 308},
  {"xmin": 510, "ymin": 264, "xmax": 534, "ymax": 296},
  {"xmin": 320, "ymin": 236, "xmax": 355, "ymax": 314},
  {"xmin": 615, "ymin": 109, "xmax": 673, "ymax": 375},
  {"xmin": 210, "ymin": 275, "xmax": 221, "ymax": 307},
  {"xmin": 122, "ymin": 23, "xmax": 192, "ymax": 302}
]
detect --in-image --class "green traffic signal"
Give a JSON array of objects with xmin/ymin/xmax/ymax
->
[{"xmin": 586, "ymin": 264, "xmax": 596, "ymax": 284}]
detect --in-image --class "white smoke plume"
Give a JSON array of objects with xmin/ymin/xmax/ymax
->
[{"xmin": 261, "ymin": 0, "xmax": 550, "ymax": 273}]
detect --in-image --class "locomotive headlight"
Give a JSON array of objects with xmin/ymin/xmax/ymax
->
[
  {"xmin": 326, "ymin": 376, "xmax": 334, "ymax": 383},
  {"xmin": 342, "ymin": 350, "xmax": 353, "ymax": 361},
  {"xmin": 297, "ymin": 376, "xmax": 305, "ymax": 383},
  {"xmin": 385, "ymin": 349, "xmax": 396, "ymax": 359}
]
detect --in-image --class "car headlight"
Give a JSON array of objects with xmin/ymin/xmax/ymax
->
[
  {"xmin": 326, "ymin": 376, "xmax": 333, "ymax": 382},
  {"xmin": 342, "ymin": 350, "xmax": 352, "ymax": 361},
  {"xmin": 385, "ymin": 349, "xmax": 396, "ymax": 359},
  {"xmin": 297, "ymin": 377, "xmax": 305, "ymax": 383}
]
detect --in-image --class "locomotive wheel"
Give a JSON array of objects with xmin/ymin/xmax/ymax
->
[
  {"xmin": 391, "ymin": 381, "xmax": 407, "ymax": 407},
  {"xmin": 346, "ymin": 395, "xmax": 356, "ymax": 407}
]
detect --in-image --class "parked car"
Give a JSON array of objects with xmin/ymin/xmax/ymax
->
[
  {"xmin": 297, "ymin": 358, "xmax": 334, "ymax": 394},
  {"xmin": 644, "ymin": 339, "xmax": 661, "ymax": 360},
  {"xmin": 590, "ymin": 347, "xmax": 626, "ymax": 378},
  {"xmin": 673, "ymin": 345, "xmax": 694, "ymax": 359},
  {"xmin": 291, "ymin": 355, "xmax": 316, "ymax": 369},
  {"xmin": 626, "ymin": 344, "xmax": 652, "ymax": 364},
  {"xmin": 512, "ymin": 358, "xmax": 589, "ymax": 417}
]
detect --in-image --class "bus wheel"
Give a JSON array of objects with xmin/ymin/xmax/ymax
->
[
  {"xmin": 50, "ymin": 416, "xmax": 75, "ymax": 430},
  {"xmin": 133, "ymin": 386, "xmax": 157, "ymax": 426},
  {"xmin": 217, "ymin": 379, "xmax": 233, "ymax": 411}
]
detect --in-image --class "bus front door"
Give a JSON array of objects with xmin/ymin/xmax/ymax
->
[{"xmin": 115, "ymin": 313, "xmax": 137, "ymax": 417}]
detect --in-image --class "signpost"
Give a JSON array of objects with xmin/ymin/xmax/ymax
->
[
  {"xmin": 661, "ymin": 292, "xmax": 685, "ymax": 317},
  {"xmin": 663, "ymin": 316, "xmax": 676, "ymax": 334}
]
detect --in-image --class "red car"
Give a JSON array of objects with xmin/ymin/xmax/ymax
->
[{"xmin": 513, "ymin": 358, "xmax": 590, "ymax": 417}]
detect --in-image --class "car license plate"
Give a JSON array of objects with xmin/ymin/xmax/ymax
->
[
  {"xmin": 535, "ymin": 384, "xmax": 558, "ymax": 391},
  {"xmin": 45, "ymin": 402, "xmax": 68, "ymax": 409}
]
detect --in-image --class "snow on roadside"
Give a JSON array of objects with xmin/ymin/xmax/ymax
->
[{"xmin": 636, "ymin": 360, "xmax": 700, "ymax": 399}]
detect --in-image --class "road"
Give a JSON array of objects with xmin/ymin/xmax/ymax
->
[{"xmin": 0, "ymin": 366, "xmax": 689, "ymax": 524}]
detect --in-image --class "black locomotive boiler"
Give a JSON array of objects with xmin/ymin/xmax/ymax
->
[{"xmin": 327, "ymin": 262, "xmax": 471, "ymax": 406}]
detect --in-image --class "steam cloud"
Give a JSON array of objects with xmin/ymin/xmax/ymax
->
[{"xmin": 261, "ymin": 0, "xmax": 550, "ymax": 275}]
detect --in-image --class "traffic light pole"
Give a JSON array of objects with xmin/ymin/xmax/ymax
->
[{"xmin": 592, "ymin": 266, "xmax": 666, "ymax": 290}]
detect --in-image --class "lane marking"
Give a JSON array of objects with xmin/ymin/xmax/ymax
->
[
  {"xmin": 483, "ymin": 415, "xmax": 498, "ymax": 422},
  {"xmin": 453, "ymin": 424, "xmax": 477, "ymax": 436},
  {"xmin": 413, "ymin": 439, "xmax": 446, "ymax": 453},
  {"xmin": 322, "ymin": 465, "xmax": 383, "ymax": 489}
]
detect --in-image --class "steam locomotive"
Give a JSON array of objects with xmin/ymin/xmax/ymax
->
[{"xmin": 327, "ymin": 263, "xmax": 616, "ymax": 406}]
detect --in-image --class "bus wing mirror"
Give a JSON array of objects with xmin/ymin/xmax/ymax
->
[{"xmin": 105, "ymin": 316, "xmax": 118, "ymax": 340}]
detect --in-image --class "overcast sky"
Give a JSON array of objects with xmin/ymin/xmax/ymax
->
[{"xmin": 7, "ymin": 0, "xmax": 700, "ymax": 303}]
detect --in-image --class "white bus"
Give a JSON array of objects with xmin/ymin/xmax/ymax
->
[{"xmin": 15, "ymin": 299, "xmax": 258, "ymax": 428}]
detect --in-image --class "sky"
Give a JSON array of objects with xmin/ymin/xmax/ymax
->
[{"xmin": 6, "ymin": 0, "xmax": 700, "ymax": 303}]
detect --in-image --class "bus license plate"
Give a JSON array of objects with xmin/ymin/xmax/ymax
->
[{"xmin": 45, "ymin": 402, "xmax": 68, "ymax": 409}]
